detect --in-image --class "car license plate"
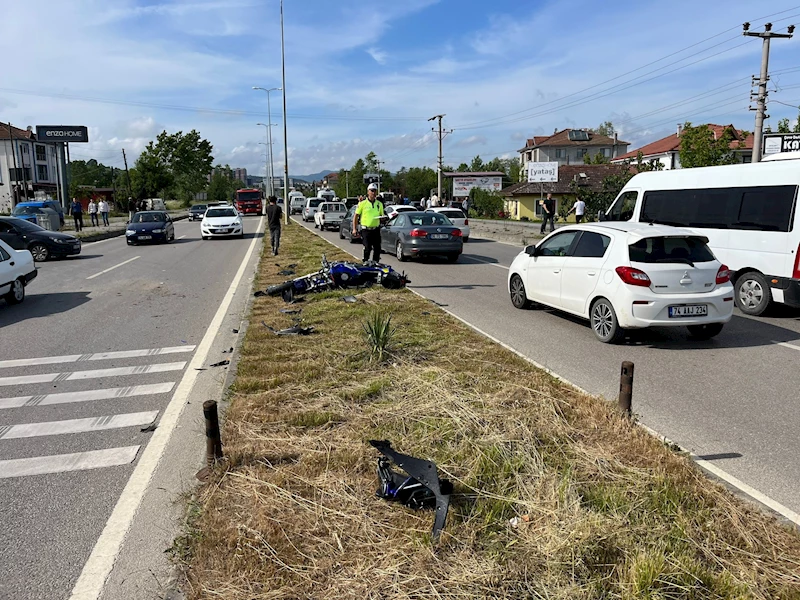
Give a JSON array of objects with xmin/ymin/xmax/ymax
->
[
  {"xmin": 668, "ymin": 304, "xmax": 707, "ymax": 317},
  {"xmin": 139, "ymin": 235, "xmax": 152, "ymax": 240},
  {"xmin": 430, "ymin": 233, "xmax": 449, "ymax": 240}
]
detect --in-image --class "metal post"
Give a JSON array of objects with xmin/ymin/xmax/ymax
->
[
  {"xmin": 280, "ymin": 0, "xmax": 290, "ymax": 225},
  {"xmin": 345, "ymin": 170, "xmax": 349, "ymax": 197},
  {"xmin": 744, "ymin": 22, "xmax": 794, "ymax": 163},
  {"xmin": 618, "ymin": 361, "xmax": 634, "ymax": 417}
]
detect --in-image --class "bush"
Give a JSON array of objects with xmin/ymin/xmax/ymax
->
[{"xmin": 469, "ymin": 188, "xmax": 504, "ymax": 218}]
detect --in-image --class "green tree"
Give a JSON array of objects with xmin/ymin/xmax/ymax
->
[
  {"xmin": 594, "ymin": 121, "xmax": 616, "ymax": 137},
  {"xmin": 132, "ymin": 142, "xmax": 173, "ymax": 199},
  {"xmin": 679, "ymin": 122, "xmax": 745, "ymax": 168},
  {"xmin": 776, "ymin": 109, "xmax": 800, "ymax": 133},
  {"xmin": 456, "ymin": 162, "xmax": 470, "ymax": 172},
  {"xmin": 583, "ymin": 151, "xmax": 610, "ymax": 164},
  {"xmin": 206, "ymin": 166, "xmax": 239, "ymax": 203},
  {"xmin": 468, "ymin": 188, "xmax": 504, "ymax": 218},
  {"xmin": 469, "ymin": 155, "xmax": 485, "ymax": 171}
]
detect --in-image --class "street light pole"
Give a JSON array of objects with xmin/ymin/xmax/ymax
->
[
  {"xmin": 256, "ymin": 125, "xmax": 271, "ymax": 196},
  {"xmin": 253, "ymin": 87, "xmax": 282, "ymax": 197},
  {"xmin": 280, "ymin": 0, "xmax": 289, "ymax": 225}
]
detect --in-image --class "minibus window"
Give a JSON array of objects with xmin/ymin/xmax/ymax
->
[{"xmin": 607, "ymin": 191, "xmax": 637, "ymax": 221}]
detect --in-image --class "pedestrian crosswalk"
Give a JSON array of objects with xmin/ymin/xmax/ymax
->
[{"xmin": 0, "ymin": 345, "xmax": 195, "ymax": 480}]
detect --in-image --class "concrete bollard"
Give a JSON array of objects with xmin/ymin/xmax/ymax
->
[
  {"xmin": 618, "ymin": 361, "xmax": 634, "ymax": 417},
  {"xmin": 196, "ymin": 400, "xmax": 223, "ymax": 481}
]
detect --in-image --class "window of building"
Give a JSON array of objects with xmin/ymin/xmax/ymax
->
[
  {"xmin": 37, "ymin": 164, "xmax": 48, "ymax": 181},
  {"xmin": 602, "ymin": 148, "xmax": 611, "ymax": 157},
  {"xmin": 21, "ymin": 144, "xmax": 29, "ymax": 154},
  {"xmin": 35, "ymin": 145, "xmax": 46, "ymax": 162},
  {"xmin": 576, "ymin": 148, "xmax": 588, "ymax": 158},
  {"xmin": 555, "ymin": 149, "xmax": 565, "ymax": 159}
]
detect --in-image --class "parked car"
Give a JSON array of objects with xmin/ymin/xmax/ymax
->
[
  {"xmin": 380, "ymin": 211, "xmax": 463, "ymax": 262},
  {"xmin": 508, "ymin": 223, "xmax": 734, "ymax": 343},
  {"xmin": 188, "ymin": 204, "xmax": 207, "ymax": 221},
  {"xmin": 426, "ymin": 207, "xmax": 470, "ymax": 241},
  {"xmin": 302, "ymin": 198, "xmax": 323, "ymax": 222},
  {"xmin": 314, "ymin": 202, "xmax": 347, "ymax": 231},
  {"xmin": 289, "ymin": 195, "xmax": 306, "ymax": 215},
  {"xmin": 0, "ymin": 239, "xmax": 36, "ymax": 305},
  {"xmin": 201, "ymin": 206, "xmax": 244, "ymax": 239},
  {"xmin": 11, "ymin": 200, "xmax": 65, "ymax": 227},
  {"xmin": 339, "ymin": 206, "xmax": 362, "ymax": 244},
  {"xmin": 384, "ymin": 204, "xmax": 417, "ymax": 220},
  {"xmin": 0, "ymin": 216, "xmax": 80, "ymax": 262},
  {"xmin": 126, "ymin": 211, "xmax": 175, "ymax": 245}
]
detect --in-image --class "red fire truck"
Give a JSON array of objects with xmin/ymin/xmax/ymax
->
[{"xmin": 234, "ymin": 188, "xmax": 263, "ymax": 215}]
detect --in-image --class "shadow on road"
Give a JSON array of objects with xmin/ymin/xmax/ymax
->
[
  {"xmin": 58, "ymin": 254, "xmax": 104, "ymax": 261},
  {"xmin": 411, "ymin": 283, "xmax": 496, "ymax": 291},
  {"xmin": 0, "ymin": 291, "xmax": 91, "ymax": 326}
]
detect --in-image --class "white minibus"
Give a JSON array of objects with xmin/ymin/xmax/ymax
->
[{"xmin": 603, "ymin": 158, "xmax": 800, "ymax": 315}]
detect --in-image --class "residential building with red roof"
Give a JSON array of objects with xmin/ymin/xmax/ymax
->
[
  {"xmin": 611, "ymin": 124, "xmax": 754, "ymax": 170},
  {"xmin": 518, "ymin": 128, "xmax": 630, "ymax": 179}
]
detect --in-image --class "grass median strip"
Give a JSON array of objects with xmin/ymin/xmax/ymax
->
[{"xmin": 174, "ymin": 221, "xmax": 800, "ymax": 599}]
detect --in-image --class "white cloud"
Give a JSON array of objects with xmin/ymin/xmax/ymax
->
[
  {"xmin": 453, "ymin": 135, "xmax": 487, "ymax": 148},
  {"xmin": 367, "ymin": 48, "xmax": 388, "ymax": 65}
]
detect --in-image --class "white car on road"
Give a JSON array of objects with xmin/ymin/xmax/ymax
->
[
  {"xmin": 508, "ymin": 223, "xmax": 734, "ymax": 343},
  {"xmin": 0, "ymin": 239, "xmax": 36, "ymax": 305},
  {"xmin": 426, "ymin": 207, "xmax": 470, "ymax": 241},
  {"xmin": 201, "ymin": 206, "xmax": 244, "ymax": 239},
  {"xmin": 384, "ymin": 204, "xmax": 417, "ymax": 220}
]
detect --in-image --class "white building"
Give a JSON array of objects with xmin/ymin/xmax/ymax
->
[
  {"xmin": 518, "ymin": 128, "xmax": 629, "ymax": 177},
  {"xmin": 0, "ymin": 124, "xmax": 61, "ymax": 213}
]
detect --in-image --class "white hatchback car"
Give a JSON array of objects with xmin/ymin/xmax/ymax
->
[
  {"xmin": 0, "ymin": 239, "xmax": 36, "ymax": 305},
  {"xmin": 384, "ymin": 204, "xmax": 417, "ymax": 220},
  {"xmin": 426, "ymin": 207, "xmax": 470, "ymax": 241},
  {"xmin": 508, "ymin": 223, "xmax": 734, "ymax": 343},
  {"xmin": 201, "ymin": 206, "xmax": 244, "ymax": 239}
]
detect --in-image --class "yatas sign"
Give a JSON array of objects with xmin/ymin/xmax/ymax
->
[
  {"xmin": 527, "ymin": 162, "xmax": 558, "ymax": 183},
  {"xmin": 35, "ymin": 126, "xmax": 89, "ymax": 143}
]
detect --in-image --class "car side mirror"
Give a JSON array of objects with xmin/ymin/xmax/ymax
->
[{"xmin": 525, "ymin": 244, "xmax": 537, "ymax": 256}]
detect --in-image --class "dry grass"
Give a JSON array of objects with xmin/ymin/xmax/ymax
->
[{"xmin": 175, "ymin": 221, "xmax": 800, "ymax": 599}]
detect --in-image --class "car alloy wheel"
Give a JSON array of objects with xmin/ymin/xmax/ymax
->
[
  {"xmin": 396, "ymin": 240, "xmax": 407, "ymax": 262},
  {"xmin": 591, "ymin": 298, "xmax": 622, "ymax": 343},
  {"xmin": 509, "ymin": 274, "xmax": 529, "ymax": 309},
  {"xmin": 30, "ymin": 244, "xmax": 49, "ymax": 262},
  {"xmin": 5, "ymin": 278, "xmax": 25, "ymax": 304}
]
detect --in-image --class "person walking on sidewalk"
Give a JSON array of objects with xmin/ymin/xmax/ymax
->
[
  {"xmin": 567, "ymin": 198, "xmax": 586, "ymax": 224},
  {"xmin": 540, "ymin": 193, "xmax": 555, "ymax": 234},
  {"xmin": 98, "ymin": 199, "xmax": 109, "ymax": 226},
  {"xmin": 353, "ymin": 182, "xmax": 386, "ymax": 263},
  {"xmin": 88, "ymin": 198, "xmax": 99, "ymax": 227},
  {"xmin": 70, "ymin": 198, "xmax": 84, "ymax": 232},
  {"xmin": 266, "ymin": 195, "xmax": 282, "ymax": 256}
]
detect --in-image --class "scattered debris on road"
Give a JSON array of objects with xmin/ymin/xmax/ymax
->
[
  {"xmin": 341, "ymin": 295, "xmax": 358, "ymax": 303},
  {"xmin": 209, "ymin": 359, "xmax": 230, "ymax": 367}
]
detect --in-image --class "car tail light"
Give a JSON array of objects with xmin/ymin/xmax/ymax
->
[
  {"xmin": 411, "ymin": 229, "xmax": 427, "ymax": 237},
  {"xmin": 793, "ymin": 243, "xmax": 800, "ymax": 279},
  {"xmin": 615, "ymin": 266, "xmax": 651, "ymax": 287},
  {"xmin": 716, "ymin": 264, "xmax": 730, "ymax": 284},
  {"xmin": 464, "ymin": 219, "xmax": 469, "ymax": 225},
  {"xmin": 451, "ymin": 228, "xmax": 462, "ymax": 237}
]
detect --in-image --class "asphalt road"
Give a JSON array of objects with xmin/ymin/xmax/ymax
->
[
  {"xmin": 0, "ymin": 217, "xmax": 265, "ymax": 600},
  {"xmin": 296, "ymin": 217, "xmax": 800, "ymax": 519}
]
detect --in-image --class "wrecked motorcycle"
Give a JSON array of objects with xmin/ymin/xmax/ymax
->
[{"xmin": 262, "ymin": 256, "xmax": 409, "ymax": 302}]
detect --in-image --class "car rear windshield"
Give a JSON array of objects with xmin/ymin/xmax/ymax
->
[
  {"xmin": 308, "ymin": 199, "xmax": 322, "ymax": 207},
  {"xmin": 206, "ymin": 208, "xmax": 236, "ymax": 218},
  {"xmin": 440, "ymin": 210, "xmax": 465, "ymax": 219},
  {"xmin": 326, "ymin": 204, "xmax": 345, "ymax": 211},
  {"xmin": 132, "ymin": 212, "xmax": 167, "ymax": 223},
  {"xmin": 407, "ymin": 213, "xmax": 452, "ymax": 226},
  {"xmin": 629, "ymin": 236, "xmax": 715, "ymax": 264}
]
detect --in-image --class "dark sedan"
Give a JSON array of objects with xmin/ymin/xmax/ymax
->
[
  {"xmin": 188, "ymin": 204, "xmax": 207, "ymax": 221},
  {"xmin": 379, "ymin": 211, "xmax": 463, "ymax": 262},
  {"xmin": 338, "ymin": 206, "xmax": 362, "ymax": 244},
  {"xmin": 126, "ymin": 211, "xmax": 175, "ymax": 245},
  {"xmin": 0, "ymin": 216, "xmax": 81, "ymax": 262}
]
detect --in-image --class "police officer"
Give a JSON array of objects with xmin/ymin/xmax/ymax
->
[{"xmin": 353, "ymin": 183, "xmax": 386, "ymax": 263}]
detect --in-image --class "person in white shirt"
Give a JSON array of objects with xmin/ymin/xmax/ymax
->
[
  {"xmin": 430, "ymin": 194, "xmax": 440, "ymax": 207},
  {"xmin": 88, "ymin": 199, "xmax": 99, "ymax": 227},
  {"xmin": 98, "ymin": 199, "xmax": 109, "ymax": 226},
  {"xmin": 568, "ymin": 198, "xmax": 587, "ymax": 224}
]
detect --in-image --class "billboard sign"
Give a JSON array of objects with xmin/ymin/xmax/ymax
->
[
  {"xmin": 453, "ymin": 176, "xmax": 502, "ymax": 196},
  {"xmin": 527, "ymin": 162, "xmax": 558, "ymax": 183},
  {"xmin": 764, "ymin": 133, "xmax": 800, "ymax": 155},
  {"xmin": 35, "ymin": 125, "xmax": 89, "ymax": 143},
  {"xmin": 363, "ymin": 173, "xmax": 380, "ymax": 184}
]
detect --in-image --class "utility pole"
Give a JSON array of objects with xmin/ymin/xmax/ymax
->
[
  {"xmin": 377, "ymin": 160, "xmax": 385, "ymax": 194},
  {"xmin": 122, "ymin": 149, "xmax": 132, "ymax": 199},
  {"xmin": 744, "ymin": 22, "xmax": 794, "ymax": 162},
  {"xmin": 428, "ymin": 114, "xmax": 452, "ymax": 203},
  {"xmin": 345, "ymin": 169, "xmax": 349, "ymax": 197}
]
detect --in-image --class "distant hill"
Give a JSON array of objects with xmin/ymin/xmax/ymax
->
[{"xmin": 291, "ymin": 170, "xmax": 335, "ymax": 183}]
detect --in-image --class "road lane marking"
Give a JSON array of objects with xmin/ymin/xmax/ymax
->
[
  {"xmin": 774, "ymin": 341, "xmax": 800, "ymax": 352},
  {"xmin": 0, "ymin": 362, "xmax": 186, "ymax": 387},
  {"xmin": 0, "ymin": 446, "xmax": 140, "ymax": 479},
  {"xmin": 0, "ymin": 411, "xmax": 158, "ymax": 440},
  {"xmin": 465, "ymin": 256, "xmax": 509, "ymax": 269},
  {"xmin": 70, "ymin": 215, "xmax": 265, "ymax": 600},
  {"xmin": 86, "ymin": 256, "xmax": 140, "ymax": 280},
  {"xmin": 0, "ymin": 346, "xmax": 196, "ymax": 370},
  {"xmin": 177, "ymin": 234, "xmax": 187, "ymax": 239},
  {"xmin": 0, "ymin": 383, "xmax": 176, "ymax": 410}
]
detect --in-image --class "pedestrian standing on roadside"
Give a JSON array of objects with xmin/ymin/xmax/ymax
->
[
  {"xmin": 567, "ymin": 197, "xmax": 586, "ymax": 224},
  {"xmin": 540, "ymin": 193, "xmax": 555, "ymax": 234},
  {"xmin": 127, "ymin": 197, "xmax": 135, "ymax": 222},
  {"xmin": 430, "ymin": 193, "xmax": 440, "ymax": 207},
  {"xmin": 88, "ymin": 198, "xmax": 98, "ymax": 227},
  {"xmin": 98, "ymin": 199, "xmax": 109, "ymax": 226},
  {"xmin": 353, "ymin": 182, "xmax": 386, "ymax": 263},
  {"xmin": 266, "ymin": 195, "xmax": 282, "ymax": 256},
  {"xmin": 70, "ymin": 198, "xmax": 84, "ymax": 232},
  {"xmin": 462, "ymin": 197, "xmax": 470, "ymax": 217}
]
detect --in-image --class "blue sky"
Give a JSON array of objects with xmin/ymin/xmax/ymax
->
[{"xmin": 2, "ymin": 0, "xmax": 799, "ymax": 176}]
